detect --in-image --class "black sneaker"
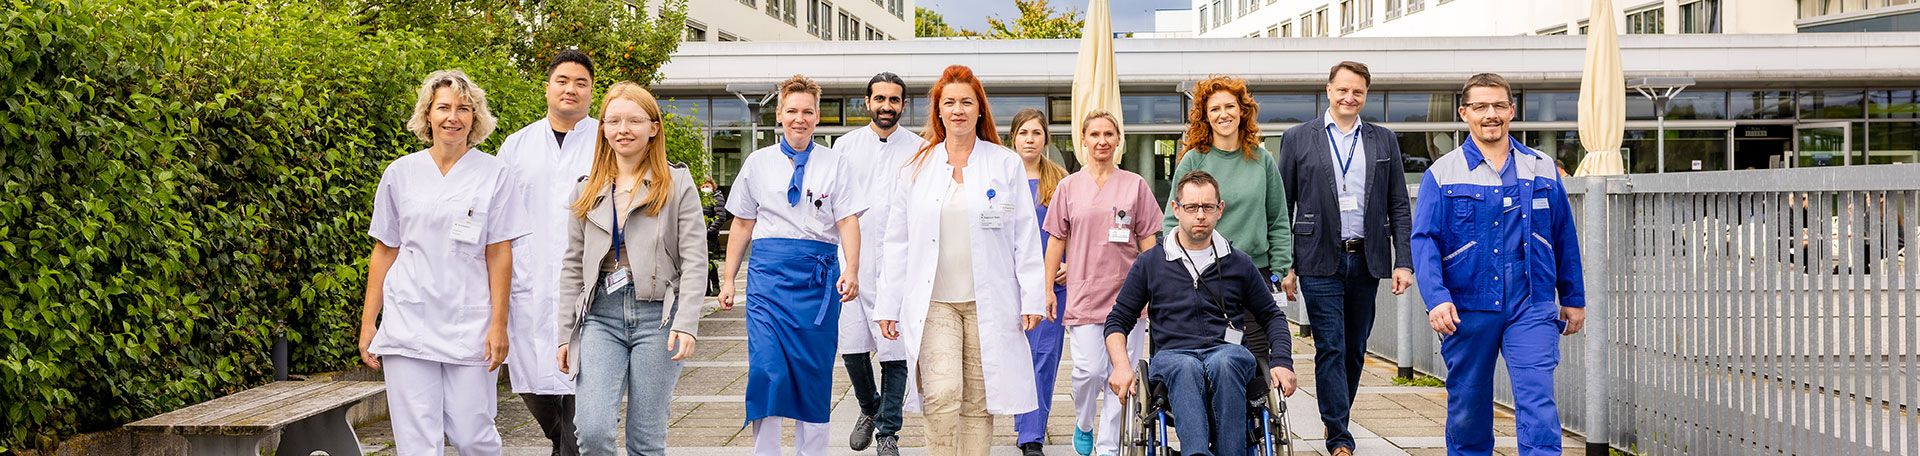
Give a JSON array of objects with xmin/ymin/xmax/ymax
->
[
  {"xmin": 1021, "ymin": 442, "xmax": 1046, "ymax": 456},
  {"xmin": 850, "ymin": 414, "xmax": 876, "ymax": 450},
  {"xmin": 876, "ymin": 436, "xmax": 900, "ymax": 456}
]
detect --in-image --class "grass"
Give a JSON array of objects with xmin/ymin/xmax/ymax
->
[{"xmin": 1390, "ymin": 374, "xmax": 1446, "ymax": 388}]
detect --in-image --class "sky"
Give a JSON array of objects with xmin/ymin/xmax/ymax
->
[{"xmin": 919, "ymin": 0, "xmax": 1191, "ymax": 34}]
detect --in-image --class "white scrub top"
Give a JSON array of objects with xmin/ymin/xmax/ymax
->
[
  {"xmin": 496, "ymin": 117, "xmax": 597, "ymax": 394},
  {"xmin": 725, "ymin": 142, "xmax": 866, "ymax": 243},
  {"xmin": 367, "ymin": 149, "xmax": 531, "ymax": 366}
]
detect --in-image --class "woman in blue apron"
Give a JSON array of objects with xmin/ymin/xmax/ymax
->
[
  {"xmin": 717, "ymin": 74, "xmax": 865, "ymax": 456},
  {"xmin": 1007, "ymin": 108, "xmax": 1071, "ymax": 455}
]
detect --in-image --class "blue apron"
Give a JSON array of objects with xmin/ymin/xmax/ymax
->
[{"xmin": 744, "ymin": 237, "xmax": 842, "ymax": 425}]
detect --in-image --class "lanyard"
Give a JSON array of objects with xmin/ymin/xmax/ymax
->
[
  {"xmin": 610, "ymin": 181, "xmax": 635, "ymax": 266},
  {"xmin": 1327, "ymin": 123, "xmax": 1361, "ymax": 189}
]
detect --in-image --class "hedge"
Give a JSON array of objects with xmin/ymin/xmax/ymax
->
[{"xmin": 0, "ymin": 0, "xmax": 700, "ymax": 450}]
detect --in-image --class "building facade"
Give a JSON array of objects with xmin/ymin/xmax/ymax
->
[
  {"xmin": 1187, "ymin": 0, "xmax": 1920, "ymax": 38},
  {"xmin": 651, "ymin": 34, "xmax": 1920, "ymax": 196},
  {"xmin": 666, "ymin": 0, "xmax": 912, "ymax": 43}
]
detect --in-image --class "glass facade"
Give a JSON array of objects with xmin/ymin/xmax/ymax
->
[{"xmin": 668, "ymin": 87, "xmax": 1920, "ymax": 194}]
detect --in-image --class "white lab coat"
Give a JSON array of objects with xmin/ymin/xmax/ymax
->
[
  {"xmin": 495, "ymin": 117, "xmax": 598, "ymax": 395},
  {"xmin": 832, "ymin": 126, "xmax": 923, "ymax": 362},
  {"xmin": 367, "ymin": 149, "xmax": 531, "ymax": 366},
  {"xmin": 874, "ymin": 138, "xmax": 1045, "ymax": 415}
]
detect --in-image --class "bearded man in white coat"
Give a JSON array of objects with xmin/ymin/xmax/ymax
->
[
  {"xmin": 496, "ymin": 49, "xmax": 599, "ymax": 456},
  {"xmin": 833, "ymin": 72, "xmax": 923, "ymax": 456}
]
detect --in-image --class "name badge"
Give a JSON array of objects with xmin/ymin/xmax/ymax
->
[
  {"xmin": 1503, "ymin": 196, "xmax": 1513, "ymax": 208},
  {"xmin": 449, "ymin": 218, "xmax": 481, "ymax": 244},
  {"xmin": 980, "ymin": 202, "xmax": 1011, "ymax": 229},
  {"xmin": 604, "ymin": 267, "xmax": 631, "ymax": 295},
  {"xmin": 1224, "ymin": 327, "xmax": 1244, "ymax": 345},
  {"xmin": 1532, "ymin": 197, "xmax": 1550, "ymax": 210},
  {"xmin": 1339, "ymin": 195, "xmax": 1360, "ymax": 212},
  {"xmin": 1108, "ymin": 227, "xmax": 1131, "ymax": 243}
]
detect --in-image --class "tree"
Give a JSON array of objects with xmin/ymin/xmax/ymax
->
[
  {"xmin": 984, "ymin": 0, "xmax": 1083, "ymax": 39},
  {"xmin": 347, "ymin": 0, "xmax": 690, "ymax": 86},
  {"xmin": 915, "ymin": 6, "xmax": 976, "ymax": 37}
]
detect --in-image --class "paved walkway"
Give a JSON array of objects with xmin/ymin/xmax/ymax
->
[{"xmin": 356, "ymin": 297, "xmax": 1587, "ymax": 455}]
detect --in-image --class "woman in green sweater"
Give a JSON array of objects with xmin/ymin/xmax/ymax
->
[{"xmin": 1161, "ymin": 75, "xmax": 1293, "ymax": 367}]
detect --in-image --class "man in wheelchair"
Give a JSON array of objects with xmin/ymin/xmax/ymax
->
[{"xmin": 1102, "ymin": 170, "xmax": 1299, "ymax": 456}]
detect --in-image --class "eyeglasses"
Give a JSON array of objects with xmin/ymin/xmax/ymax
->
[
  {"xmin": 1462, "ymin": 102, "xmax": 1514, "ymax": 114},
  {"xmin": 1176, "ymin": 202, "xmax": 1222, "ymax": 214},
  {"xmin": 603, "ymin": 117, "xmax": 655, "ymax": 130}
]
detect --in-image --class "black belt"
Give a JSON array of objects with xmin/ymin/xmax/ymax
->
[{"xmin": 1341, "ymin": 238, "xmax": 1365, "ymax": 253}]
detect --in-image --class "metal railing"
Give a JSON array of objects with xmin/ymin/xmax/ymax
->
[{"xmin": 1351, "ymin": 164, "xmax": 1919, "ymax": 455}]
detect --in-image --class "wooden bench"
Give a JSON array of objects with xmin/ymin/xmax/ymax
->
[{"xmin": 125, "ymin": 381, "xmax": 384, "ymax": 456}]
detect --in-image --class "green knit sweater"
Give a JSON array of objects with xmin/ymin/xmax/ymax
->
[{"xmin": 1162, "ymin": 147, "xmax": 1293, "ymax": 273}]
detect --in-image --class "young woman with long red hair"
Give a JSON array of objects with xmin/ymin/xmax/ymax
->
[{"xmin": 873, "ymin": 65, "xmax": 1046, "ymax": 455}]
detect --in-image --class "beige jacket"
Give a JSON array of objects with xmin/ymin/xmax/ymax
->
[{"xmin": 557, "ymin": 166, "xmax": 709, "ymax": 370}]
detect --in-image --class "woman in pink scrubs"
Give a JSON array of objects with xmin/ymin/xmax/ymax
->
[{"xmin": 1041, "ymin": 110, "xmax": 1163, "ymax": 456}]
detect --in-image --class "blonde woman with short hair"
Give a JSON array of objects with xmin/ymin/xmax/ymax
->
[{"xmin": 358, "ymin": 69, "xmax": 521, "ymax": 455}]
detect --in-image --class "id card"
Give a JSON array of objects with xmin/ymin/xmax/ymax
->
[
  {"xmin": 1503, "ymin": 196, "xmax": 1514, "ymax": 208},
  {"xmin": 1108, "ymin": 227, "xmax": 1131, "ymax": 243},
  {"xmin": 1339, "ymin": 195, "xmax": 1360, "ymax": 212},
  {"xmin": 449, "ymin": 218, "xmax": 481, "ymax": 244},
  {"xmin": 1224, "ymin": 327, "xmax": 1245, "ymax": 345},
  {"xmin": 604, "ymin": 267, "xmax": 631, "ymax": 295},
  {"xmin": 1532, "ymin": 197, "xmax": 1551, "ymax": 210},
  {"xmin": 980, "ymin": 202, "xmax": 1011, "ymax": 229}
]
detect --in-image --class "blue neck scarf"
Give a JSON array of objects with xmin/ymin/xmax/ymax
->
[{"xmin": 779, "ymin": 138, "xmax": 813, "ymax": 206}]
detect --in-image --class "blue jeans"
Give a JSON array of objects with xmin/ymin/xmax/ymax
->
[
  {"xmin": 1299, "ymin": 251, "xmax": 1380, "ymax": 451},
  {"xmin": 575, "ymin": 284, "xmax": 682, "ymax": 456},
  {"xmin": 1149, "ymin": 344, "xmax": 1257, "ymax": 456}
]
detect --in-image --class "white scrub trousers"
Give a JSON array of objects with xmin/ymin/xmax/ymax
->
[
  {"xmin": 751, "ymin": 417, "xmax": 829, "ymax": 456},
  {"xmin": 382, "ymin": 355, "xmax": 503, "ymax": 455},
  {"xmin": 1068, "ymin": 323, "xmax": 1145, "ymax": 456}
]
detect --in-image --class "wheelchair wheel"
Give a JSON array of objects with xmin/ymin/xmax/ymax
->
[{"xmin": 1127, "ymin": 359, "xmax": 1156, "ymax": 456}]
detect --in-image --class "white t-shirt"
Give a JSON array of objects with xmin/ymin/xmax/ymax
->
[
  {"xmin": 725, "ymin": 142, "xmax": 866, "ymax": 243},
  {"xmin": 367, "ymin": 149, "xmax": 531, "ymax": 366}
]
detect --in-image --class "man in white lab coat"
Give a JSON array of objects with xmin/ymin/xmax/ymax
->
[
  {"xmin": 496, "ymin": 49, "xmax": 600, "ymax": 456},
  {"xmin": 833, "ymin": 72, "xmax": 923, "ymax": 456}
]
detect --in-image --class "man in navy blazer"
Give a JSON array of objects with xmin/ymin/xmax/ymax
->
[{"xmin": 1274, "ymin": 61, "xmax": 1415, "ymax": 456}]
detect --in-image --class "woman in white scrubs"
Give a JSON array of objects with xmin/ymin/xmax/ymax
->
[
  {"xmin": 359, "ymin": 69, "xmax": 525, "ymax": 456},
  {"xmin": 718, "ymin": 74, "xmax": 864, "ymax": 456},
  {"xmin": 874, "ymin": 64, "xmax": 1046, "ymax": 455}
]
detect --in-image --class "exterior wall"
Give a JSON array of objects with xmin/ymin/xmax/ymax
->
[
  {"xmin": 1193, "ymin": 0, "xmax": 1803, "ymax": 38},
  {"xmin": 675, "ymin": 0, "xmax": 913, "ymax": 42}
]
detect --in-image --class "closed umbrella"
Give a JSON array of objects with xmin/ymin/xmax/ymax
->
[
  {"xmin": 1575, "ymin": 0, "xmax": 1626, "ymax": 176},
  {"xmin": 1071, "ymin": 0, "xmax": 1123, "ymax": 166}
]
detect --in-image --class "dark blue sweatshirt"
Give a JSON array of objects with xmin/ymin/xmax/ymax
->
[{"xmin": 1104, "ymin": 238, "xmax": 1295, "ymax": 370}]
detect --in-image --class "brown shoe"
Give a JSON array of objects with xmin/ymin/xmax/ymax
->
[{"xmin": 1331, "ymin": 446, "xmax": 1354, "ymax": 456}]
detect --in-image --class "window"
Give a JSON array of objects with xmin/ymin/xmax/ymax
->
[
  {"xmin": 1214, "ymin": 1, "xmax": 1226, "ymax": 27},
  {"xmin": 839, "ymin": 12, "xmax": 854, "ymax": 41},
  {"xmin": 1800, "ymin": 90, "xmax": 1866, "ymax": 119},
  {"xmin": 765, "ymin": 0, "xmax": 795, "ymax": 25},
  {"xmin": 809, "ymin": 1, "xmax": 834, "ymax": 39},
  {"xmin": 989, "ymin": 96, "xmax": 1048, "ymax": 124},
  {"xmin": 1869, "ymin": 89, "xmax": 1920, "ymax": 119},
  {"xmin": 1266, "ymin": 25, "xmax": 1279, "ymax": 37},
  {"xmin": 1407, "ymin": 0, "xmax": 1424, "ymax": 13},
  {"xmin": 1680, "ymin": 0, "xmax": 1720, "ymax": 33},
  {"xmin": 891, "ymin": 0, "xmax": 906, "ymax": 18},
  {"xmin": 739, "ymin": 0, "xmax": 754, "ymax": 6},
  {"xmin": 685, "ymin": 21, "xmax": 708, "ymax": 42},
  {"xmin": 1539, "ymin": 26, "xmax": 1568, "ymax": 35},
  {"xmin": 718, "ymin": 31, "xmax": 741, "ymax": 42},
  {"xmin": 1623, "ymin": 129, "xmax": 1729, "ymax": 173},
  {"xmin": 1627, "ymin": 90, "xmax": 1728, "ymax": 120},
  {"xmin": 1122, "ymin": 95, "xmax": 1185, "ymax": 124},
  {"xmin": 1316, "ymin": 7, "xmax": 1330, "ymax": 36},
  {"xmin": 867, "ymin": 25, "xmax": 881, "ymax": 40},
  {"xmin": 1279, "ymin": 20, "xmax": 1293, "ymax": 37},
  {"xmin": 1387, "ymin": 0, "xmax": 1403, "ymax": 20},
  {"xmin": 1254, "ymin": 93, "xmax": 1322, "ymax": 123},
  {"xmin": 1625, "ymin": 6, "xmax": 1663, "ymax": 34},
  {"xmin": 1731, "ymin": 90, "xmax": 1795, "ymax": 119},
  {"xmin": 1522, "ymin": 91, "xmax": 1578, "ymax": 122},
  {"xmin": 1300, "ymin": 12, "xmax": 1314, "ymax": 37},
  {"xmin": 1386, "ymin": 92, "xmax": 1460, "ymax": 122},
  {"xmin": 1340, "ymin": 0, "xmax": 1372, "ymax": 34},
  {"xmin": 1199, "ymin": 6, "xmax": 1210, "ymax": 33},
  {"xmin": 1248, "ymin": 0, "xmax": 1260, "ymax": 13},
  {"xmin": 1578, "ymin": 20, "xmax": 1590, "ymax": 34}
]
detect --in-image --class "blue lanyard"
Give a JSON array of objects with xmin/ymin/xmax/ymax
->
[
  {"xmin": 610, "ymin": 182, "xmax": 625, "ymax": 265},
  {"xmin": 1326, "ymin": 123, "xmax": 1361, "ymax": 183}
]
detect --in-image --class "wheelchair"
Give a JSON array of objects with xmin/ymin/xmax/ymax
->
[{"xmin": 1119, "ymin": 355, "xmax": 1292, "ymax": 456}]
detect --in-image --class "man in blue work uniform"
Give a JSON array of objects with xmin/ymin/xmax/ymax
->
[{"xmin": 1410, "ymin": 73, "xmax": 1586, "ymax": 456}]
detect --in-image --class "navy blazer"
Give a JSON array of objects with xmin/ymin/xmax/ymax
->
[{"xmin": 1275, "ymin": 116, "xmax": 1414, "ymax": 278}]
